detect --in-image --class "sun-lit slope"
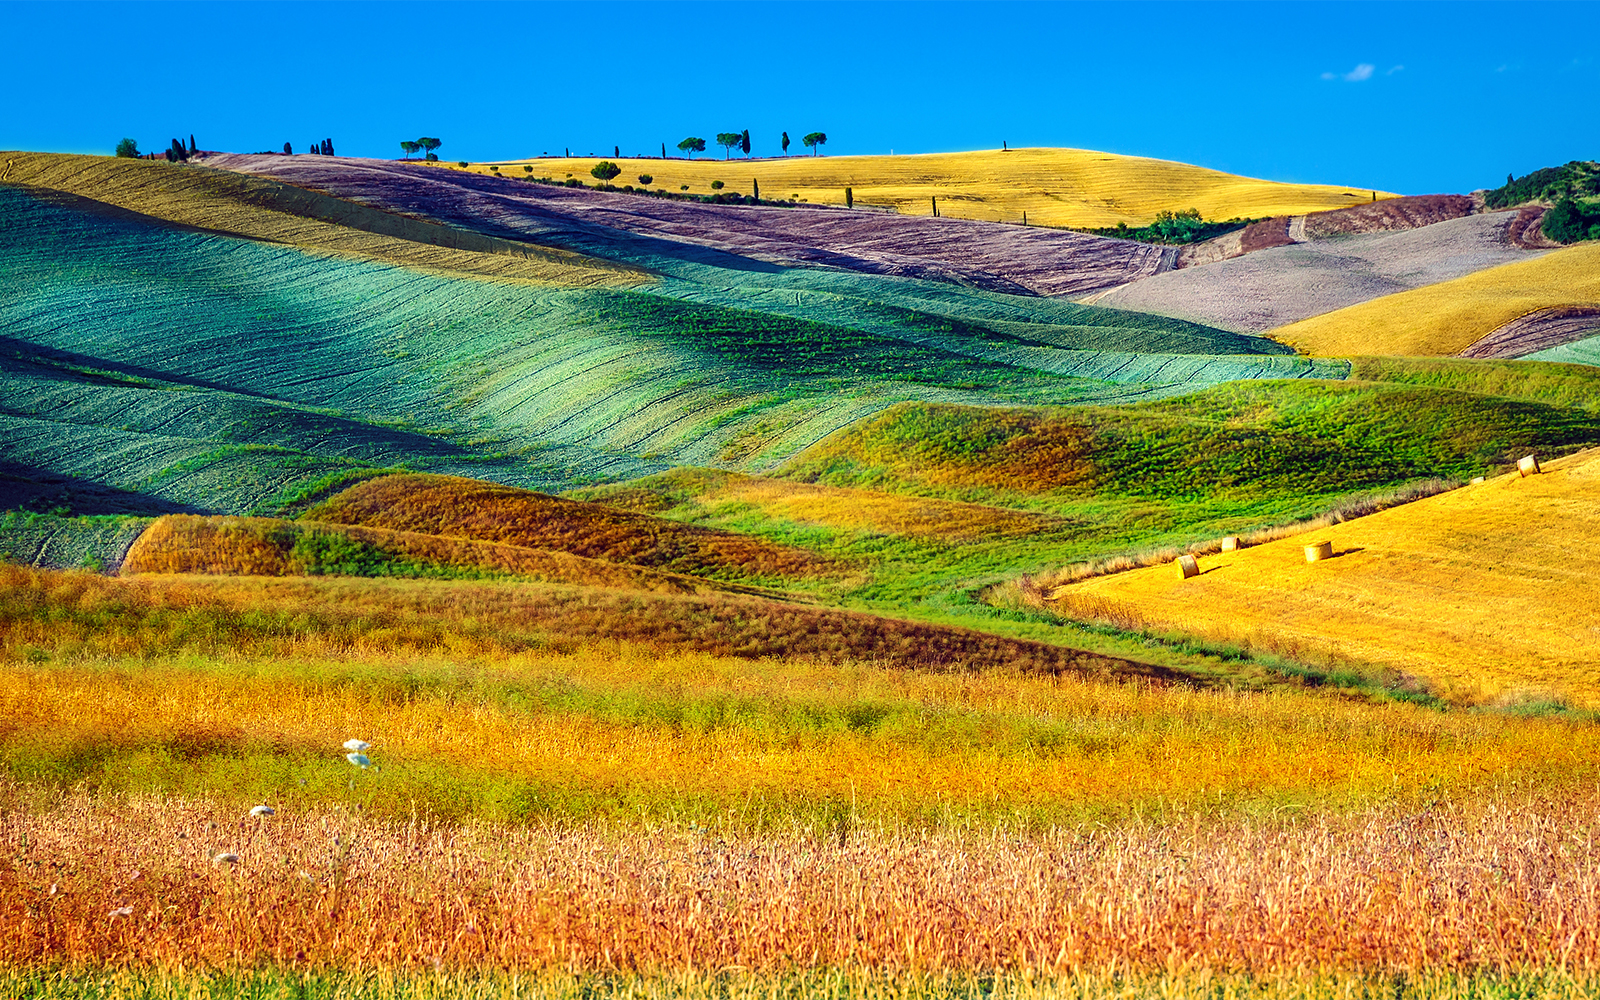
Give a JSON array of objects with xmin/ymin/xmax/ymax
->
[
  {"xmin": 576, "ymin": 468, "xmax": 1072, "ymax": 544},
  {"xmin": 0, "ymin": 151, "xmax": 644, "ymax": 286},
  {"xmin": 780, "ymin": 379, "xmax": 1600, "ymax": 504},
  {"xmin": 119, "ymin": 514, "xmax": 718, "ymax": 593},
  {"xmin": 468, "ymin": 147, "xmax": 1392, "ymax": 227},
  {"xmin": 304, "ymin": 473, "xmax": 837, "ymax": 583},
  {"xmin": 1088, "ymin": 213, "xmax": 1544, "ymax": 333},
  {"xmin": 1050, "ymin": 449, "xmax": 1600, "ymax": 707},
  {"xmin": 1269, "ymin": 241, "xmax": 1600, "ymax": 357},
  {"xmin": 208, "ymin": 153, "xmax": 1180, "ymax": 297},
  {"xmin": 1, "ymin": 183, "xmax": 1341, "ymax": 524}
]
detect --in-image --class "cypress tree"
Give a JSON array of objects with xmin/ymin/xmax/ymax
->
[
  {"xmin": 931, "ymin": 196, "xmax": 938, "ymax": 217},
  {"xmin": 845, "ymin": 187, "xmax": 853, "ymax": 209},
  {"xmin": 661, "ymin": 142, "xmax": 666, "ymax": 158},
  {"xmin": 615, "ymin": 145, "xmax": 620, "ymax": 157},
  {"xmin": 188, "ymin": 134, "xmax": 196, "ymax": 153},
  {"xmin": 752, "ymin": 178, "xmax": 759, "ymax": 200},
  {"xmin": 741, "ymin": 129, "xmax": 750, "ymax": 156}
]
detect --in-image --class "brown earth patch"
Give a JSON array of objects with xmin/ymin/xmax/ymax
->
[
  {"xmin": 304, "ymin": 473, "xmax": 837, "ymax": 582},
  {"xmin": 1458, "ymin": 305, "xmax": 1600, "ymax": 359},
  {"xmin": 1507, "ymin": 206, "xmax": 1562, "ymax": 249},
  {"xmin": 1238, "ymin": 216, "xmax": 1295, "ymax": 253},
  {"xmin": 1303, "ymin": 194, "xmax": 1476, "ymax": 238}
]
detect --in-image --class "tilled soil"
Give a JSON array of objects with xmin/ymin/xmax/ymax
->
[
  {"xmin": 1086, "ymin": 213, "xmax": 1546, "ymax": 333},
  {"xmin": 201, "ymin": 154, "xmax": 1178, "ymax": 297},
  {"xmin": 1460, "ymin": 305, "xmax": 1600, "ymax": 358}
]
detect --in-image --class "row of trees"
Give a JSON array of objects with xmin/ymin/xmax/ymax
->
[
  {"xmin": 675, "ymin": 131, "xmax": 826, "ymax": 159},
  {"xmin": 400, "ymin": 137, "xmax": 442, "ymax": 161},
  {"xmin": 115, "ymin": 135, "xmax": 197, "ymax": 161}
]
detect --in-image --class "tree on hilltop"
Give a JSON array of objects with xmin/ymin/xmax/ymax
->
[
  {"xmin": 590, "ymin": 161, "xmax": 622, "ymax": 181},
  {"xmin": 803, "ymin": 131, "xmax": 827, "ymax": 156},
  {"xmin": 741, "ymin": 129, "xmax": 750, "ymax": 157},
  {"xmin": 716, "ymin": 132, "xmax": 742, "ymax": 159},
  {"xmin": 418, "ymin": 137, "xmax": 442, "ymax": 161},
  {"xmin": 781, "ymin": 131, "xmax": 790, "ymax": 156},
  {"xmin": 400, "ymin": 140, "xmax": 420, "ymax": 160},
  {"xmin": 115, "ymin": 138, "xmax": 140, "ymax": 158},
  {"xmin": 284, "ymin": 141, "xmax": 293, "ymax": 155},
  {"xmin": 677, "ymin": 136, "xmax": 706, "ymax": 158}
]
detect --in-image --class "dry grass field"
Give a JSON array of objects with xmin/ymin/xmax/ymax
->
[
  {"xmin": 1045, "ymin": 448, "xmax": 1600, "ymax": 707},
  {"xmin": 1270, "ymin": 240, "xmax": 1600, "ymax": 356},
  {"xmin": 464, "ymin": 147, "xmax": 1393, "ymax": 227},
  {"xmin": 305, "ymin": 474, "xmax": 837, "ymax": 584},
  {"xmin": 121, "ymin": 514, "xmax": 716, "ymax": 593},
  {"xmin": 1, "ymin": 151, "xmax": 645, "ymax": 286},
  {"xmin": 6, "ymin": 785, "xmax": 1600, "ymax": 985}
]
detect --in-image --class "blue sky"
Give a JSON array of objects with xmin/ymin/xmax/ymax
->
[{"xmin": 3, "ymin": 1, "xmax": 1595, "ymax": 195}]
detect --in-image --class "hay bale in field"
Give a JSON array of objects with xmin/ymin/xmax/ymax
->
[
  {"xmin": 1519, "ymin": 455, "xmax": 1541, "ymax": 477},
  {"xmin": 1470, "ymin": 476, "xmax": 1486, "ymax": 485},
  {"xmin": 1304, "ymin": 541, "xmax": 1334, "ymax": 563},
  {"xmin": 1220, "ymin": 536, "xmax": 1241, "ymax": 552},
  {"xmin": 1176, "ymin": 554, "xmax": 1200, "ymax": 579}
]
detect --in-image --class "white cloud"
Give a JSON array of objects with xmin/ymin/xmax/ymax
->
[
  {"xmin": 1321, "ymin": 63, "xmax": 1377, "ymax": 83},
  {"xmin": 1386, "ymin": 64, "xmax": 1405, "ymax": 75}
]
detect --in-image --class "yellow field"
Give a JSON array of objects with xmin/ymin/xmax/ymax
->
[
  {"xmin": 586, "ymin": 469, "xmax": 1068, "ymax": 543},
  {"xmin": 0, "ymin": 151, "xmax": 645, "ymax": 286},
  {"xmin": 461, "ymin": 147, "xmax": 1394, "ymax": 227},
  {"xmin": 1271, "ymin": 240, "xmax": 1600, "ymax": 356},
  {"xmin": 1048, "ymin": 448, "xmax": 1600, "ymax": 706}
]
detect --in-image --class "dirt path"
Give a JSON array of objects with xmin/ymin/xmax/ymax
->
[{"xmin": 1459, "ymin": 305, "xmax": 1600, "ymax": 358}]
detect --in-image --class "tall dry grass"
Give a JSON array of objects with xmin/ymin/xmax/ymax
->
[{"xmin": 5, "ymin": 784, "xmax": 1599, "ymax": 979}]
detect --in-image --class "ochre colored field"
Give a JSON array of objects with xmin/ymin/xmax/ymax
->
[
  {"xmin": 1049, "ymin": 448, "xmax": 1600, "ymax": 706},
  {"xmin": 306, "ymin": 474, "xmax": 837, "ymax": 582},
  {"xmin": 461, "ymin": 147, "xmax": 1394, "ymax": 227},
  {"xmin": 1270, "ymin": 240, "xmax": 1600, "ymax": 357},
  {"xmin": 0, "ymin": 152, "xmax": 645, "ymax": 286},
  {"xmin": 584, "ymin": 469, "xmax": 1070, "ymax": 543},
  {"xmin": 6, "ymin": 786, "xmax": 1600, "ymax": 980},
  {"xmin": 121, "ymin": 514, "xmax": 714, "ymax": 594}
]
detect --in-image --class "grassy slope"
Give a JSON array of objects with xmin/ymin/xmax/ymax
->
[
  {"xmin": 1, "ymin": 151, "xmax": 645, "ymax": 286},
  {"xmin": 1269, "ymin": 241, "xmax": 1600, "ymax": 356},
  {"xmin": 0, "ymin": 182, "xmax": 1317, "ymax": 527},
  {"xmin": 468, "ymin": 147, "xmax": 1395, "ymax": 227},
  {"xmin": 573, "ymin": 369, "xmax": 1600, "ymax": 641},
  {"xmin": 1049, "ymin": 448, "xmax": 1600, "ymax": 707}
]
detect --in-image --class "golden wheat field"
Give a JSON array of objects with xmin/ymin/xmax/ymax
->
[
  {"xmin": 1046, "ymin": 448, "xmax": 1600, "ymax": 707},
  {"xmin": 6, "ymin": 783, "xmax": 1600, "ymax": 979},
  {"xmin": 462, "ymin": 147, "xmax": 1394, "ymax": 227},
  {"xmin": 1270, "ymin": 240, "xmax": 1600, "ymax": 357},
  {"xmin": 1, "ymin": 151, "xmax": 644, "ymax": 285}
]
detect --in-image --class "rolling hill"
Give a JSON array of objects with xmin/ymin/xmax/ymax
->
[
  {"xmin": 1268, "ymin": 240, "xmax": 1600, "ymax": 357},
  {"xmin": 0, "ymin": 161, "xmax": 1328, "ymax": 541},
  {"xmin": 459, "ymin": 147, "xmax": 1396, "ymax": 227},
  {"xmin": 1043, "ymin": 448, "xmax": 1600, "ymax": 708}
]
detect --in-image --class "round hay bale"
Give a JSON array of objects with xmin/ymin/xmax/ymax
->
[
  {"xmin": 1220, "ymin": 536, "xmax": 1241, "ymax": 552},
  {"xmin": 1176, "ymin": 554, "xmax": 1200, "ymax": 580},
  {"xmin": 1304, "ymin": 541, "xmax": 1334, "ymax": 563},
  {"xmin": 1518, "ymin": 454, "xmax": 1540, "ymax": 477}
]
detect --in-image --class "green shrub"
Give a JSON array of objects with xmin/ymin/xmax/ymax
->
[
  {"xmin": 1541, "ymin": 197, "xmax": 1600, "ymax": 244},
  {"xmin": 114, "ymin": 138, "xmax": 139, "ymax": 158},
  {"xmin": 590, "ymin": 161, "xmax": 622, "ymax": 181},
  {"xmin": 710, "ymin": 180, "xmax": 725, "ymax": 190},
  {"xmin": 637, "ymin": 173, "xmax": 653, "ymax": 185}
]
